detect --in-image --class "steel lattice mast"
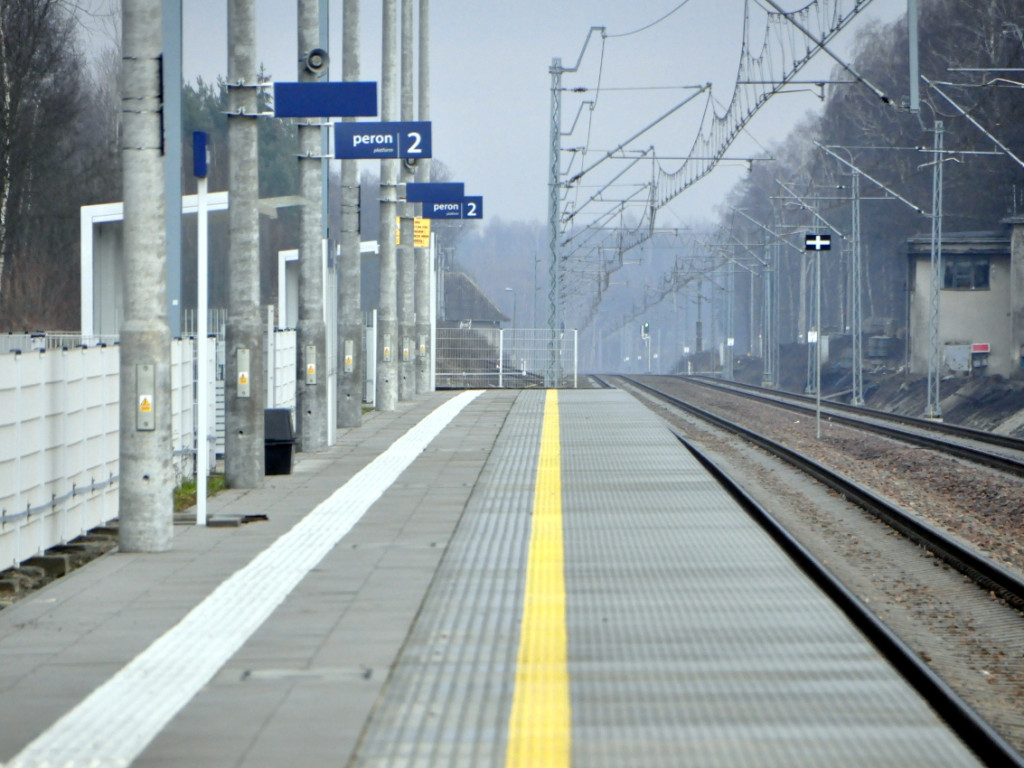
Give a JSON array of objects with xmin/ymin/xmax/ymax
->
[
  {"xmin": 927, "ymin": 122, "xmax": 944, "ymax": 419},
  {"xmin": 547, "ymin": 57, "xmax": 562, "ymax": 387}
]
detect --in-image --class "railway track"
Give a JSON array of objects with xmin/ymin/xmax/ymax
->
[
  {"xmin": 673, "ymin": 428, "xmax": 1023, "ymax": 768},
  {"xmin": 681, "ymin": 374, "xmax": 1024, "ymax": 477},
  {"xmin": 608, "ymin": 373, "xmax": 1024, "ymax": 763},
  {"xmin": 619, "ymin": 374, "xmax": 1024, "ymax": 609}
]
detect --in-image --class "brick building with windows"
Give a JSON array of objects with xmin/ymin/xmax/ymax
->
[{"xmin": 907, "ymin": 220, "xmax": 1024, "ymax": 379}]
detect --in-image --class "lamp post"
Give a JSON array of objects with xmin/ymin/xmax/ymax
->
[{"xmin": 505, "ymin": 286, "xmax": 517, "ymax": 330}]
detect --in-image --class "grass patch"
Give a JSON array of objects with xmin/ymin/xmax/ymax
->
[{"xmin": 174, "ymin": 474, "xmax": 227, "ymax": 512}]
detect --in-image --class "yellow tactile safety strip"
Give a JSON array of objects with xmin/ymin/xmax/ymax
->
[{"xmin": 505, "ymin": 389, "xmax": 571, "ymax": 767}]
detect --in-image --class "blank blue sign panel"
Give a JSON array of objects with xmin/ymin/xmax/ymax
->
[
  {"xmin": 273, "ymin": 82, "xmax": 378, "ymax": 118},
  {"xmin": 334, "ymin": 121, "xmax": 432, "ymax": 159},
  {"xmin": 405, "ymin": 182, "xmax": 465, "ymax": 203},
  {"xmin": 192, "ymin": 131, "xmax": 208, "ymax": 178}
]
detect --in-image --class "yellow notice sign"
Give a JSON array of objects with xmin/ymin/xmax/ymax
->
[
  {"xmin": 238, "ymin": 373, "xmax": 248, "ymax": 385},
  {"xmin": 414, "ymin": 217, "xmax": 431, "ymax": 247},
  {"xmin": 307, "ymin": 364, "xmax": 316, "ymax": 376},
  {"xmin": 395, "ymin": 217, "xmax": 431, "ymax": 247},
  {"xmin": 139, "ymin": 396, "xmax": 153, "ymax": 413}
]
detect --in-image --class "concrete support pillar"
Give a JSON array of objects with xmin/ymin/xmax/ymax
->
[
  {"xmin": 376, "ymin": 0, "xmax": 399, "ymax": 411},
  {"xmin": 337, "ymin": 0, "xmax": 363, "ymax": 425},
  {"xmin": 119, "ymin": 0, "xmax": 173, "ymax": 552},
  {"xmin": 296, "ymin": 0, "xmax": 329, "ymax": 450},
  {"xmin": 414, "ymin": 0, "xmax": 432, "ymax": 394},
  {"xmin": 397, "ymin": 0, "xmax": 415, "ymax": 400},
  {"xmin": 225, "ymin": 0, "xmax": 265, "ymax": 486}
]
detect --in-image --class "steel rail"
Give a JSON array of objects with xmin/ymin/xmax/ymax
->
[
  {"xmin": 680, "ymin": 374, "xmax": 1024, "ymax": 473},
  {"xmin": 669, "ymin": 426, "xmax": 1024, "ymax": 768},
  {"xmin": 618, "ymin": 375, "xmax": 1024, "ymax": 612}
]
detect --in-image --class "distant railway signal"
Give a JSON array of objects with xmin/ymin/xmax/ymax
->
[{"xmin": 805, "ymin": 233, "xmax": 832, "ymax": 251}]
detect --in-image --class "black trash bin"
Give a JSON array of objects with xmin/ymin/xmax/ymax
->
[{"xmin": 264, "ymin": 408, "xmax": 295, "ymax": 475}]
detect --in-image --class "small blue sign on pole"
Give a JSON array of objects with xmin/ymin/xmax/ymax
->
[
  {"xmin": 405, "ymin": 182, "xmax": 464, "ymax": 203},
  {"xmin": 273, "ymin": 81, "xmax": 378, "ymax": 118},
  {"xmin": 421, "ymin": 197, "xmax": 484, "ymax": 220},
  {"xmin": 334, "ymin": 121, "xmax": 432, "ymax": 159},
  {"xmin": 193, "ymin": 131, "xmax": 208, "ymax": 178}
]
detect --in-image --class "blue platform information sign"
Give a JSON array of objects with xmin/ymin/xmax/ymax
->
[
  {"xmin": 463, "ymin": 196, "xmax": 483, "ymax": 219},
  {"xmin": 334, "ymin": 121, "xmax": 432, "ymax": 159},
  {"xmin": 405, "ymin": 182, "xmax": 464, "ymax": 203},
  {"xmin": 273, "ymin": 82, "xmax": 378, "ymax": 118},
  {"xmin": 422, "ymin": 196, "xmax": 484, "ymax": 220}
]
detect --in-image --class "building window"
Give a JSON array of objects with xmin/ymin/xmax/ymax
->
[{"xmin": 943, "ymin": 255, "xmax": 990, "ymax": 290}]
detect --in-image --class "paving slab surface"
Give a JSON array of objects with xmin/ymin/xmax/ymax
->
[{"xmin": 0, "ymin": 389, "xmax": 983, "ymax": 768}]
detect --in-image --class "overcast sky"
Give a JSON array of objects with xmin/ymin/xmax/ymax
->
[{"xmin": 174, "ymin": 0, "xmax": 907, "ymax": 227}]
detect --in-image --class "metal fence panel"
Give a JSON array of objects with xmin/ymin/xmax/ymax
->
[
  {"xmin": 435, "ymin": 328, "xmax": 577, "ymax": 389},
  {"xmin": 0, "ymin": 347, "xmax": 120, "ymax": 568},
  {"xmin": 0, "ymin": 338, "xmax": 220, "ymax": 569}
]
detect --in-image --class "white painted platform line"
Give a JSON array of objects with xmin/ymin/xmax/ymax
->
[{"xmin": 4, "ymin": 391, "xmax": 483, "ymax": 768}]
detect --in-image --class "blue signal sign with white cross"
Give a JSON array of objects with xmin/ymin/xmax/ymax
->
[{"xmin": 804, "ymin": 233, "xmax": 832, "ymax": 251}]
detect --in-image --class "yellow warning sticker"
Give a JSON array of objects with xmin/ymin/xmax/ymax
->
[
  {"xmin": 239, "ymin": 373, "xmax": 248, "ymax": 385},
  {"xmin": 344, "ymin": 355, "xmax": 353, "ymax": 366},
  {"xmin": 139, "ymin": 396, "xmax": 153, "ymax": 413},
  {"xmin": 307, "ymin": 364, "xmax": 316, "ymax": 375},
  {"xmin": 395, "ymin": 216, "xmax": 431, "ymax": 247}
]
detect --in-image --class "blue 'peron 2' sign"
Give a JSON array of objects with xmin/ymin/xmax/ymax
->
[{"xmin": 334, "ymin": 121, "xmax": 432, "ymax": 160}]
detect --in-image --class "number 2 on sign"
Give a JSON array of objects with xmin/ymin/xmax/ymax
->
[{"xmin": 406, "ymin": 131, "xmax": 422, "ymax": 154}]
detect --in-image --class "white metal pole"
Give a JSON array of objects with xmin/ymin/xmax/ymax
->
[
  {"xmin": 429, "ymin": 233, "xmax": 436, "ymax": 390},
  {"xmin": 573, "ymin": 330, "xmax": 578, "ymax": 388},
  {"xmin": 816, "ymin": 249, "xmax": 822, "ymax": 439},
  {"xmin": 197, "ymin": 172, "xmax": 209, "ymax": 526},
  {"xmin": 498, "ymin": 329, "xmax": 504, "ymax": 388}
]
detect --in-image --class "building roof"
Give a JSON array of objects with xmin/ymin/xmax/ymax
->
[
  {"xmin": 906, "ymin": 229, "xmax": 1010, "ymax": 257},
  {"xmin": 443, "ymin": 271, "xmax": 510, "ymax": 325}
]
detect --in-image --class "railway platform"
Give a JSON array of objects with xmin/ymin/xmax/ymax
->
[{"xmin": 0, "ymin": 389, "xmax": 983, "ymax": 767}]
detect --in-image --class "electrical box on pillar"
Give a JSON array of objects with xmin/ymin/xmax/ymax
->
[
  {"xmin": 136, "ymin": 365, "xmax": 156, "ymax": 432},
  {"xmin": 305, "ymin": 346, "xmax": 318, "ymax": 385},
  {"xmin": 237, "ymin": 349, "xmax": 251, "ymax": 398}
]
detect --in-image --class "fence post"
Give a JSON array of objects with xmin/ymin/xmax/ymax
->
[
  {"xmin": 573, "ymin": 330, "xmax": 578, "ymax": 389},
  {"xmin": 498, "ymin": 329, "xmax": 504, "ymax": 389}
]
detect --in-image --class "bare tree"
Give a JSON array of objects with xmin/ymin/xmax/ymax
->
[{"xmin": 0, "ymin": 0, "xmax": 117, "ymax": 328}]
